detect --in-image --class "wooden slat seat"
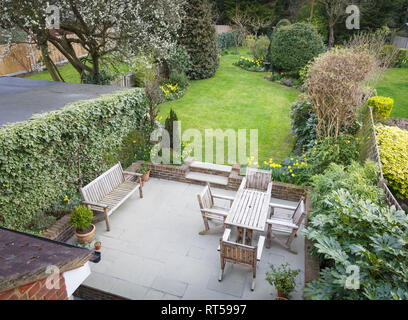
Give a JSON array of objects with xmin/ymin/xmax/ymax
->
[{"xmin": 80, "ymin": 162, "xmax": 143, "ymax": 231}]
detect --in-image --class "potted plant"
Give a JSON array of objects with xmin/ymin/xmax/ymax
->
[
  {"xmin": 71, "ymin": 205, "xmax": 95, "ymax": 244},
  {"xmin": 138, "ymin": 162, "xmax": 151, "ymax": 183},
  {"xmin": 266, "ymin": 263, "xmax": 300, "ymax": 299},
  {"xmin": 94, "ymin": 240, "xmax": 101, "ymax": 250}
]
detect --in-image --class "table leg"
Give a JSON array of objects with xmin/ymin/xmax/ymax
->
[
  {"xmin": 236, "ymin": 227, "xmax": 244, "ymax": 243},
  {"xmin": 245, "ymin": 229, "xmax": 253, "ymax": 246}
]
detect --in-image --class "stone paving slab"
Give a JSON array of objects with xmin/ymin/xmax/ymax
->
[{"xmin": 78, "ymin": 178, "xmax": 305, "ymax": 300}]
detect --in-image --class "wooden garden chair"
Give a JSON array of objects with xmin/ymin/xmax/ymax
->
[
  {"xmin": 218, "ymin": 228, "xmax": 265, "ymax": 291},
  {"xmin": 197, "ymin": 183, "xmax": 235, "ymax": 235},
  {"xmin": 244, "ymin": 167, "xmax": 272, "ymax": 192},
  {"xmin": 266, "ymin": 197, "xmax": 306, "ymax": 254}
]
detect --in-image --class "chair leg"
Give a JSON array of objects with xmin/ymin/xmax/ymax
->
[
  {"xmin": 104, "ymin": 208, "xmax": 110, "ymax": 232},
  {"xmin": 199, "ymin": 215, "xmax": 210, "ymax": 235},
  {"xmin": 266, "ymin": 224, "xmax": 272, "ymax": 249},
  {"xmin": 251, "ymin": 267, "xmax": 256, "ymax": 291},
  {"xmin": 219, "ymin": 260, "xmax": 225, "ymax": 282}
]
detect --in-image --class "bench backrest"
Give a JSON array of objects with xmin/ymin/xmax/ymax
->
[
  {"xmin": 80, "ymin": 162, "xmax": 124, "ymax": 203},
  {"xmin": 245, "ymin": 167, "xmax": 272, "ymax": 191},
  {"xmin": 220, "ymin": 239, "xmax": 257, "ymax": 268}
]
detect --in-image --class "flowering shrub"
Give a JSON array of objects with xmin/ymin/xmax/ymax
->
[
  {"xmin": 234, "ymin": 56, "xmax": 263, "ymax": 72},
  {"xmin": 246, "ymin": 35, "xmax": 270, "ymax": 61},
  {"xmin": 376, "ymin": 125, "xmax": 408, "ymax": 199},
  {"xmin": 160, "ymin": 82, "xmax": 185, "ymax": 100},
  {"xmin": 367, "ymin": 96, "xmax": 394, "ymax": 121}
]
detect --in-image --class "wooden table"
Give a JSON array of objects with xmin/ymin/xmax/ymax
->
[{"xmin": 225, "ymin": 183, "xmax": 272, "ymax": 245}]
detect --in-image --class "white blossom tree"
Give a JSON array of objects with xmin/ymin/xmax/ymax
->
[{"xmin": 0, "ymin": 0, "xmax": 185, "ymax": 82}]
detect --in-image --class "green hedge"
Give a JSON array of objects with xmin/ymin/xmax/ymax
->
[
  {"xmin": 217, "ymin": 30, "xmax": 241, "ymax": 50},
  {"xmin": 0, "ymin": 89, "xmax": 149, "ymax": 233}
]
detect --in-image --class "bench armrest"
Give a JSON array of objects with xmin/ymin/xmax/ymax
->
[
  {"xmin": 257, "ymin": 236, "xmax": 265, "ymax": 261},
  {"xmin": 266, "ymin": 218, "xmax": 298, "ymax": 230},
  {"xmin": 200, "ymin": 208, "xmax": 229, "ymax": 217},
  {"xmin": 83, "ymin": 201, "xmax": 108, "ymax": 209},
  {"xmin": 123, "ymin": 171, "xmax": 143, "ymax": 177}
]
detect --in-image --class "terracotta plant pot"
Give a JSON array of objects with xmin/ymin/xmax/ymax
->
[
  {"xmin": 142, "ymin": 170, "xmax": 150, "ymax": 182},
  {"xmin": 94, "ymin": 241, "xmax": 101, "ymax": 250},
  {"xmin": 74, "ymin": 224, "xmax": 95, "ymax": 244},
  {"xmin": 277, "ymin": 289, "xmax": 288, "ymax": 299}
]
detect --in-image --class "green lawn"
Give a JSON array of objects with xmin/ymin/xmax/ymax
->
[
  {"xmin": 160, "ymin": 50, "xmax": 300, "ymax": 164},
  {"xmin": 28, "ymin": 63, "xmax": 82, "ymax": 83},
  {"xmin": 377, "ymin": 68, "xmax": 408, "ymax": 119}
]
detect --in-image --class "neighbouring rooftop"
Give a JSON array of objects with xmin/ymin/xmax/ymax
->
[
  {"xmin": 69, "ymin": 178, "xmax": 306, "ymax": 300},
  {"xmin": 0, "ymin": 77, "xmax": 121, "ymax": 127},
  {"xmin": 0, "ymin": 227, "xmax": 92, "ymax": 292}
]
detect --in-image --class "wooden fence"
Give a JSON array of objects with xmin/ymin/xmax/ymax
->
[
  {"xmin": 0, "ymin": 41, "xmax": 87, "ymax": 76},
  {"xmin": 215, "ymin": 25, "xmax": 232, "ymax": 34},
  {"xmin": 393, "ymin": 36, "xmax": 408, "ymax": 49},
  {"xmin": 360, "ymin": 106, "xmax": 403, "ymax": 211}
]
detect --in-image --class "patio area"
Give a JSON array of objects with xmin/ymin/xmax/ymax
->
[{"xmin": 72, "ymin": 178, "xmax": 305, "ymax": 300}]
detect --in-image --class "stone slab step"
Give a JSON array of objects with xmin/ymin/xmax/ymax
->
[
  {"xmin": 185, "ymin": 172, "xmax": 229, "ymax": 186},
  {"xmin": 190, "ymin": 161, "xmax": 232, "ymax": 175}
]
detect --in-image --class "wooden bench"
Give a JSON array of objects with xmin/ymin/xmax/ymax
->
[{"xmin": 80, "ymin": 162, "xmax": 143, "ymax": 231}]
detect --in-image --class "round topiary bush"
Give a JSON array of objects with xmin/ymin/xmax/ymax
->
[{"xmin": 270, "ymin": 22, "xmax": 325, "ymax": 73}]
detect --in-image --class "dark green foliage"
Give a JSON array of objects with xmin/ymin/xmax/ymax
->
[
  {"xmin": 304, "ymin": 161, "xmax": 408, "ymax": 300},
  {"xmin": 179, "ymin": 0, "xmax": 220, "ymax": 80},
  {"xmin": 165, "ymin": 109, "xmax": 179, "ymax": 149},
  {"xmin": 275, "ymin": 18, "xmax": 291, "ymax": 28},
  {"xmin": 165, "ymin": 45, "xmax": 192, "ymax": 76},
  {"xmin": 216, "ymin": 30, "xmax": 242, "ymax": 49},
  {"xmin": 81, "ymin": 69, "xmax": 114, "ymax": 85},
  {"xmin": 169, "ymin": 71, "xmax": 190, "ymax": 89},
  {"xmin": 298, "ymin": 134, "xmax": 360, "ymax": 184},
  {"xmin": 290, "ymin": 100, "xmax": 318, "ymax": 153},
  {"xmin": 270, "ymin": 22, "xmax": 325, "ymax": 73}
]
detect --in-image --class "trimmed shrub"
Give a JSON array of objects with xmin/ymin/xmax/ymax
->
[
  {"xmin": 270, "ymin": 22, "xmax": 325, "ymax": 73},
  {"xmin": 376, "ymin": 124, "xmax": 408, "ymax": 199},
  {"xmin": 0, "ymin": 89, "xmax": 149, "ymax": 233},
  {"xmin": 367, "ymin": 96, "xmax": 394, "ymax": 121},
  {"xmin": 247, "ymin": 35, "xmax": 270, "ymax": 61},
  {"xmin": 164, "ymin": 45, "xmax": 192, "ymax": 76},
  {"xmin": 217, "ymin": 30, "xmax": 241, "ymax": 50},
  {"xmin": 275, "ymin": 19, "xmax": 291, "ymax": 29},
  {"xmin": 179, "ymin": 0, "xmax": 219, "ymax": 80}
]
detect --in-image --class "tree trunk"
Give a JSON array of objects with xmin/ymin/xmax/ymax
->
[
  {"xmin": 328, "ymin": 21, "xmax": 335, "ymax": 49},
  {"xmin": 39, "ymin": 43, "xmax": 62, "ymax": 82}
]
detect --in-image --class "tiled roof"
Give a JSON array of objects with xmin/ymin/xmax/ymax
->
[{"xmin": 0, "ymin": 227, "xmax": 92, "ymax": 292}]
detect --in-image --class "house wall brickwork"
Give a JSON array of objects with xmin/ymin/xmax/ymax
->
[{"xmin": 0, "ymin": 274, "xmax": 68, "ymax": 300}]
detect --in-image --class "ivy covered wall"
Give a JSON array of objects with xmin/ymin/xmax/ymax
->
[{"xmin": 0, "ymin": 88, "xmax": 149, "ymax": 233}]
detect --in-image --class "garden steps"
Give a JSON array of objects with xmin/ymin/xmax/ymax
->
[
  {"xmin": 189, "ymin": 161, "xmax": 232, "ymax": 177},
  {"xmin": 185, "ymin": 171, "xmax": 229, "ymax": 187}
]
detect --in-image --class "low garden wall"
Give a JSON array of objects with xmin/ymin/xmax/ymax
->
[{"xmin": 0, "ymin": 89, "xmax": 149, "ymax": 233}]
